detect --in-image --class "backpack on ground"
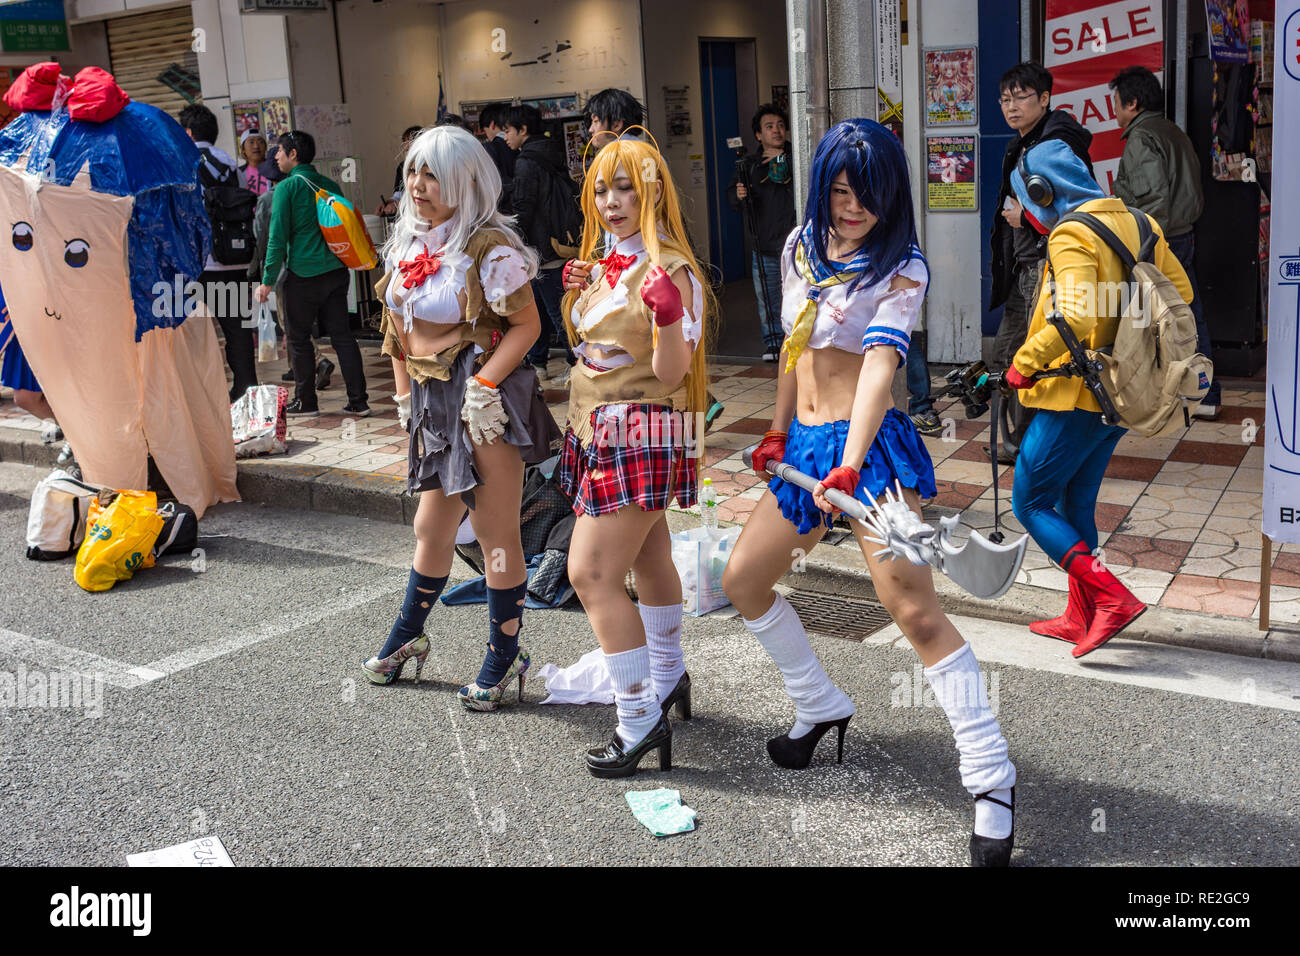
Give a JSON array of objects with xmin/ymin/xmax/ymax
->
[
  {"xmin": 542, "ymin": 166, "xmax": 583, "ymax": 260},
  {"xmin": 1046, "ymin": 206, "xmax": 1212, "ymax": 437},
  {"xmin": 198, "ymin": 148, "xmax": 257, "ymax": 266},
  {"xmin": 26, "ymin": 469, "xmax": 100, "ymax": 561},
  {"xmin": 313, "ymin": 186, "xmax": 378, "ymax": 270}
]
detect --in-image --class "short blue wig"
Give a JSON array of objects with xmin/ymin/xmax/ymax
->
[
  {"xmin": 0, "ymin": 102, "xmax": 210, "ymax": 342},
  {"xmin": 802, "ymin": 118, "xmax": 926, "ymax": 294}
]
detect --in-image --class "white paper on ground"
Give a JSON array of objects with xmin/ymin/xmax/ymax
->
[
  {"xmin": 127, "ymin": 836, "xmax": 235, "ymax": 867},
  {"xmin": 538, "ymin": 646, "xmax": 615, "ymax": 705}
]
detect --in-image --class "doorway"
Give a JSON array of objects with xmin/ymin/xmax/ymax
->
[{"xmin": 699, "ymin": 38, "xmax": 759, "ymax": 284}]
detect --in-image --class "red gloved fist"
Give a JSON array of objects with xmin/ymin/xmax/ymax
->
[
  {"xmin": 1003, "ymin": 366, "xmax": 1034, "ymax": 390},
  {"xmin": 640, "ymin": 266, "xmax": 684, "ymax": 327},
  {"xmin": 815, "ymin": 465, "xmax": 861, "ymax": 513},
  {"xmin": 561, "ymin": 259, "xmax": 590, "ymax": 291},
  {"xmin": 752, "ymin": 429, "xmax": 787, "ymax": 477}
]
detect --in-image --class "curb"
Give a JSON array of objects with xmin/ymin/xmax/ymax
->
[{"xmin": 3, "ymin": 427, "xmax": 1287, "ymax": 663}]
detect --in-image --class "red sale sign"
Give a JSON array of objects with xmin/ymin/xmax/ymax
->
[{"xmin": 1044, "ymin": 0, "xmax": 1165, "ymax": 192}]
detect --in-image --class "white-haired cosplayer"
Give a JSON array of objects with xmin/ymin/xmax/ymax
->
[{"xmin": 362, "ymin": 125, "xmax": 561, "ymax": 709}]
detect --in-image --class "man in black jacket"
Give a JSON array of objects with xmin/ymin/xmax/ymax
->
[
  {"xmin": 506, "ymin": 104, "xmax": 575, "ymax": 373},
  {"xmin": 480, "ymin": 102, "xmax": 517, "ymax": 212},
  {"xmin": 987, "ymin": 62, "xmax": 1096, "ymax": 461},
  {"xmin": 726, "ymin": 103, "xmax": 796, "ymax": 362}
]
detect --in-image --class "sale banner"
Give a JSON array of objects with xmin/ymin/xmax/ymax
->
[{"xmin": 1044, "ymin": 0, "xmax": 1165, "ymax": 192}]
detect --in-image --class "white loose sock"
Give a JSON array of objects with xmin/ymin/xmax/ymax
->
[
  {"xmin": 924, "ymin": 642, "xmax": 1016, "ymax": 839},
  {"xmin": 604, "ymin": 646, "xmax": 660, "ymax": 749},
  {"xmin": 742, "ymin": 593, "xmax": 854, "ymax": 738},
  {"xmin": 639, "ymin": 601, "xmax": 685, "ymax": 703}
]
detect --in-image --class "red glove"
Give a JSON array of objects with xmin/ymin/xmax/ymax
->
[
  {"xmin": 815, "ymin": 465, "xmax": 861, "ymax": 513},
  {"xmin": 1003, "ymin": 366, "xmax": 1034, "ymax": 390},
  {"xmin": 640, "ymin": 266, "xmax": 684, "ymax": 327},
  {"xmin": 751, "ymin": 429, "xmax": 786, "ymax": 477},
  {"xmin": 561, "ymin": 259, "xmax": 590, "ymax": 291}
]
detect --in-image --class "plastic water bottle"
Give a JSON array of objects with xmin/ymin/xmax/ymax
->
[{"xmin": 699, "ymin": 477, "xmax": 718, "ymax": 532}]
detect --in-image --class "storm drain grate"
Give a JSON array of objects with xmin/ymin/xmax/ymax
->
[{"xmin": 785, "ymin": 589, "xmax": 894, "ymax": 643}]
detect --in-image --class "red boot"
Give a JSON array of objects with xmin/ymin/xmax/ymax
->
[
  {"xmin": 1029, "ymin": 546, "xmax": 1092, "ymax": 644},
  {"xmin": 1064, "ymin": 544, "xmax": 1145, "ymax": 658}
]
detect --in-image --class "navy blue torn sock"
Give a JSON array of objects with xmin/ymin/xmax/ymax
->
[
  {"xmin": 474, "ymin": 580, "xmax": 528, "ymax": 688},
  {"xmin": 378, "ymin": 570, "xmax": 448, "ymax": 659}
]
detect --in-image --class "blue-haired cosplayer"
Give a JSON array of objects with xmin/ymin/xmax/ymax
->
[
  {"xmin": 722, "ymin": 119, "xmax": 1019, "ymax": 867},
  {"xmin": 0, "ymin": 63, "xmax": 236, "ymax": 513}
]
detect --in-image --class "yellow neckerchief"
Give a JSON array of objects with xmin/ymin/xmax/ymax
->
[{"xmin": 783, "ymin": 240, "xmax": 861, "ymax": 372}]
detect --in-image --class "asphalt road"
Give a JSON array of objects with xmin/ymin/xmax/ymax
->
[{"xmin": 1, "ymin": 468, "xmax": 1296, "ymax": 866}]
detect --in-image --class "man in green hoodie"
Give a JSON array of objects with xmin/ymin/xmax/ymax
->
[{"xmin": 254, "ymin": 130, "xmax": 368, "ymax": 417}]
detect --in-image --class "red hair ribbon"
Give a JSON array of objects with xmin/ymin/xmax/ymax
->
[
  {"xmin": 398, "ymin": 247, "xmax": 442, "ymax": 289},
  {"xmin": 598, "ymin": 251, "xmax": 637, "ymax": 289}
]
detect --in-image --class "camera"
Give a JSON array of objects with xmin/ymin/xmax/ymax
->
[
  {"xmin": 726, "ymin": 136, "xmax": 752, "ymax": 190},
  {"xmin": 942, "ymin": 360, "xmax": 1000, "ymax": 419}
]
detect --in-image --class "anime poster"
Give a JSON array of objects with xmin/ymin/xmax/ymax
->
[
  {"xmin": 925, "ymin": 47, "xmax": 977, "ymax": 127},
  {"xmin": 1206, "ymin": 0, "xmax": 1251, "ymax": 62},
  {"xmin": 563, "ymin": 118, "xmax": 586, "ymax": 181},
  {"xmin": 925, "ymin": 134, "xmax": 977, "ymax": 211},
  {"xmin": 259, "ymin": 97, "xmax": 293, "ymax": 145},
  {"xmin": 522, "ymin": 94, "xmax": 580, "ymax": 119},
  {"xmin": 232, "ymin": 100, "xmax": 261, "ymax": 137},
  {"xmin": 460, "ymin": 100, "xmax": 490, "ymax": 136}
]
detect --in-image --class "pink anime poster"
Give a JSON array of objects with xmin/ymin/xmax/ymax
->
[{"xmin": 924, "ymin": 47, "xmax": 977, "ymax": 127}]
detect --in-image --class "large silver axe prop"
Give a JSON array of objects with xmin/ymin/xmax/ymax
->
[{"xmin": 742, "ymin": 449, "xmax": 1028, "ymax": 600}]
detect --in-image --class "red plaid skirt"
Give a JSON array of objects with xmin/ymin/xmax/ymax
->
[{"xmin": 558, "ymin": 404, "xmax": 700, "ymax": 517}]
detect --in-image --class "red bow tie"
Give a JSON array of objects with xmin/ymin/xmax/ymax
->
[
  {"xmin": 599, "ymin": 251, "xmax": 638, "ymax": 289},
  {"xmin": 398, "ymin": 247, "xmax": 442, "ymax": 289}
]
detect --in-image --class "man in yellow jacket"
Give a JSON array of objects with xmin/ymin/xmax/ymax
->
[{"xmin": 1003, "ymin": 140, "xmax": 1192, "ymax": 659}]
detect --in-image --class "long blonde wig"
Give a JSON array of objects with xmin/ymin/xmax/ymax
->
[{"xmin": 562, "ymin": 137, "xmax": 715, "ymax": 419}]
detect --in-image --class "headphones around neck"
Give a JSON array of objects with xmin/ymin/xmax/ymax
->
[{"xmin": 1017, "ymin": 146, "xmax": 1054, "ymax": 208}]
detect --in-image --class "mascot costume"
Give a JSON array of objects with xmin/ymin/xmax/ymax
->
[{"xmin": 0, "ymin": 62, "xmax": 237, "ymax": 516}]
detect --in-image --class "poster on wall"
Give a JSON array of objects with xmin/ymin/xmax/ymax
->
[
  {"xmin": 924, "ymin": 47, "xmax": 977, "ymax": 127},
  {"xmin": 295, "ymin": 104, "xmax": 353, "ymax": 159},
  {"xmin": 925, "ymin": 135, "xmax": 977, "ymax": 211},
  {"xmin": 1044, "ymin": 0, "xmax": 1164, "ymax": 193},
  {"xmin": 876, "ymin": 0, "xmax": 903, "ymax": 138},
  {"xmin": 771, "ymin": 85, "xmax": 789, "ymax": 116},
  {"xmin": 663, "ymin": 86, "xmax": 691, "ymax": 143},
  {"xmin": 259, "ymin": 97, "xmax": 293, "ymax": 145},
  {"xmin": 460, "ymin": 100, "xmax": 491, "ymax": 136},
  {"xmin": 522, "ymin": 94, "xmax": 580, "ymax": 119},
  {"xmin": 563, "ymin": 119, "xmax": 586, "ymax": 180},
  {"xmin": 1263, "ymin": 0, "xmax": 1300, "ymax": 542},
  {"xmin": 1207, "ymin": 0, "xmax": 1251, "ymax": 62},
  {"xmin": 233, "ymin": 101, "xmax": 261, "ymax": 137}
]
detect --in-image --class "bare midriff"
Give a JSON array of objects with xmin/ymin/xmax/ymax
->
[{"xmin": 794, "ymin": 344, "xmax": 863, "ymax": 426}]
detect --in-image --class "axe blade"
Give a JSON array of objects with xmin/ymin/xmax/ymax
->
[{"xmin": 936, "ymin": 526, "xmax": 1029, "ymax": 600}]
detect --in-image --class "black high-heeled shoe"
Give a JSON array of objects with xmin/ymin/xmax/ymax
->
[
  {"xmin": 969, "ymin": 787, "xmax": 1015, "ymax": 867},
  {"xmin": 766, "ymin": 715, "xmax": 852, "ymax": 770},
  {"xmin": 585, "ymin": 716, "xmax": 672, "ymax": 778},
  {"xmin": 660, "ymin": 672, "xmax": 691, "ymax": 720}
]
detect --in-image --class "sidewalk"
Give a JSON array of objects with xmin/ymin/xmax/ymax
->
[{"xmin": 0, "ymin": 339, "xmax": 1278, "ymax": 642}]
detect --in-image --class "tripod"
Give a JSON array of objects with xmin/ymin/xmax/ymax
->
[{"xmin": 735, "ymin": 152, "xmax": 780, "ymax": 356}]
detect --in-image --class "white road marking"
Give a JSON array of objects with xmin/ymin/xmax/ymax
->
[
  {"xmin": 0, "ymin": 583, "xmax": 394, "ymax": 688},
  {"xmin": 444, "ymin": 705, "xmax": 493, "ymax": 863},
  {"xmin": 869, "ymin": 615, "xmax": 1300, "ymax": 713}
]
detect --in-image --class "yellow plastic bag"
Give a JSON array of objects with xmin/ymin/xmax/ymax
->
[{"xmin": 74, "ymin": 490, "xmax": 162, "ymax": 592}]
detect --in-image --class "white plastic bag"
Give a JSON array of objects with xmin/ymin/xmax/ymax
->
[
  {"xmin": 255, "ymin": 301, "xmax": 277, "ymax": 363},
  {"xmin": 26, "ymin": 468, "xmax": 101, "ymax": 560},
  {"xmin": 671, "ymin": 525, "xmax": 741, "ymax": 616},
  {"xmin": 231, "ymin": 384, "xmax": 288, "ymax": 457}
]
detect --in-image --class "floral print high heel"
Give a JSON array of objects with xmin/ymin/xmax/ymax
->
[
  {"xmin": 361, "ymin": 632, "xmax": 430, "ymax": 686},
  {"xmin": 458, "ymin": 648, "xmax": 530, "ymax": 711}
]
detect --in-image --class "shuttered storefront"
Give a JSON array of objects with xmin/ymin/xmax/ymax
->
[{"xmin": 106, "ymin": 5, "xmax": 200, "ymax": 117}]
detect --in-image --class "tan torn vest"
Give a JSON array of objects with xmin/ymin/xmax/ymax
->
[
  {"xmin": 565, "ymin": 252, "xmax": 692, "ymax": 446},
  {"xmin": 377, "ymin": 228, "xmax": 534, "ymax": 385}
]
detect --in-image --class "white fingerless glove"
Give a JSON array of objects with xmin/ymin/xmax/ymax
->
[
  {"xmin": 461, "ymin": 376, "xmax": 508, "ymax": 446},
  {"xmin": 394, "ymin": 392, "xmax": 411, "ymax": 431}
]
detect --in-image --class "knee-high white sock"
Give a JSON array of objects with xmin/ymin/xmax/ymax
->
[
  {"xmin": 743, "ymin": 593, "xmax": 854, "ymax": 739},
  {"xmin": 924, "ymin": 642, "xmax": 1016, "ymax": 839},
  {"xmin": 604, "ymin": 646, "xmax": 661, "ymax": 749},
  {"xmin": 639, "ymin": 601, "xmax": 685, "ymax": 702}
]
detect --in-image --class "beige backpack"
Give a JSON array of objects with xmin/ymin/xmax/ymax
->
[{"xmin": 1046, "ymin": 207, "xmax": 1213, "ymax": 437}]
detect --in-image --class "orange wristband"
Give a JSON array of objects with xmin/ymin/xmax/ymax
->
[{"xmin": 473, "ymin": 374, "xmax": 498, "ymax": 390}]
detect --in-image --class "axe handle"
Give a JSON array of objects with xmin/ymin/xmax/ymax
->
[{"xmin": 743, "ymin": 448, "xmax": 870, "ymax": 521}]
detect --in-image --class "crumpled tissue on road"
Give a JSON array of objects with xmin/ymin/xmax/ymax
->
[
  {"xmin": 625, "ymin": 788, "xmax": 696, "ymax": 837},
  {"xmin": 538, "ymin": 647, "xmax": 614, "ymax": 705}
]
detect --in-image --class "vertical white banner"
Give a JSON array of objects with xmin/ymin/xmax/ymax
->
[
  {"xmin": 1264, "ymin": 3, "xmax": 1300, "ymax": 542},
  {"xmin": 875, "ymin": 0, "xmax": 903, "ymax": 132}
]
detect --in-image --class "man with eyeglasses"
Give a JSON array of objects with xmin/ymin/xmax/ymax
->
[{"xmin": 987, "ymin": 62, "xmax": 1095, "ymax": 463}]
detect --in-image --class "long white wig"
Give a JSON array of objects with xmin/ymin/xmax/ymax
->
[{"xmin": 381, "ymin": 125, "xmax": 538, "ymax": 276}]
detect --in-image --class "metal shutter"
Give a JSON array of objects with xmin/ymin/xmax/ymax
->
[{"xmin": 107, "ymin": 6, "xmax": 200, "ymax": 116}]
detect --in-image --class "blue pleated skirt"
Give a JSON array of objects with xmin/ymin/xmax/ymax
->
[
  {"xmin": 0, "ymin": 334, "xmax": 41, "ymax": 393},
  {"xmin": 769, "ymin": 409, "xmax": 937, "ymax": 534}
]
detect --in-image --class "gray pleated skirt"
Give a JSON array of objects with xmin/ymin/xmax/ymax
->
[{"xmin": 408, "ymin": 348, "xmax": 561, "ymax": 505}]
